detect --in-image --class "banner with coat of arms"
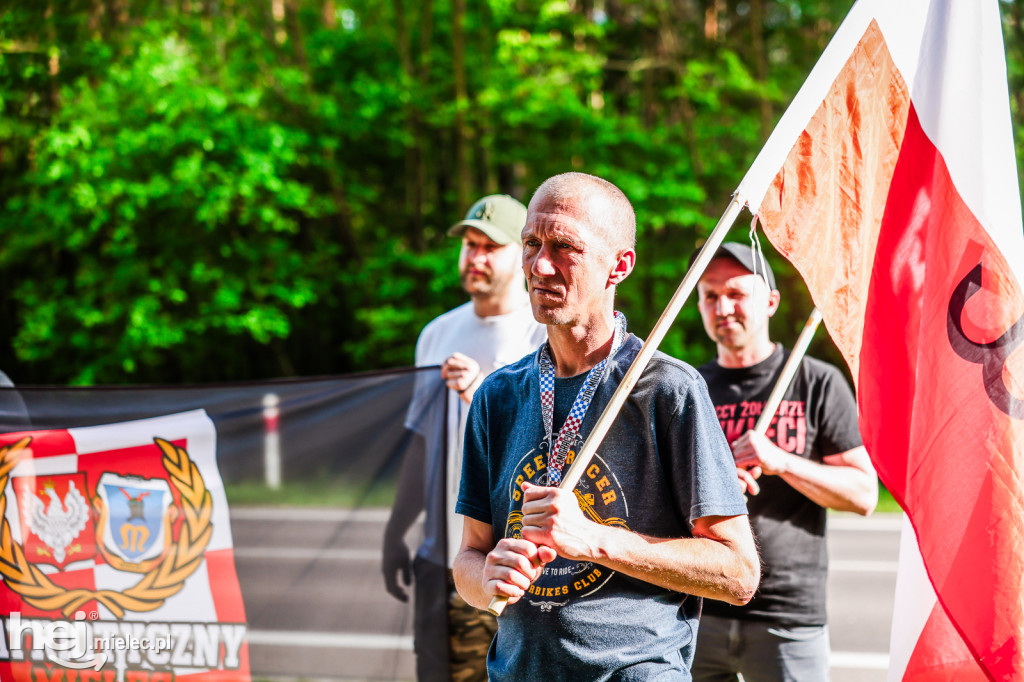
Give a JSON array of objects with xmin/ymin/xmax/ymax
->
[
  {"xmin": 0, "ymin": 368, "xmax": 448, "ymax": 682},
  {"xmin": 0, "ymin": 410, "xmax": 248, "ymax": 681}
]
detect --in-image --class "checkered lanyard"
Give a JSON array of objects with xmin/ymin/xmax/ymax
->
[{"xmin": 539, "ymin": 311, "xmax": 628, "ymax": 486}]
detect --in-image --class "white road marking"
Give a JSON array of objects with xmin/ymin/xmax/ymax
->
[
  {"xmin": 247, "ymin": 630, "xmax": 413, "ymax": 651},
  {"xmin": 231, "ymin": 550, "xmax": 896, "ymax": 571},
  {"xmin": 830, "ymin": 651, "xmax": 890, "ymax": 670},
  {"xmin": 245, "ymin": 631, "xmax": 887, "ymax": 672},
  {"xmin": 829, "ymin": 514, "xmax": 903, "ymax": 531},
  {"xmin": 228, "ymin": 507, "xmax": 903, "ymax": 530},
  {"xmin": 229, "ymin": 507, "xmax": 391, "ymax": 522},
  {"xmin": 233, "ymin": 547, "xmax": 381, "ymax": 561},
  {"xmin": 830, "ymin": 559, "xmax": 899, "ymax": 573},
  {"xmin": 230, "ymin": 508, "xmax": 905, "ymax": 529}
]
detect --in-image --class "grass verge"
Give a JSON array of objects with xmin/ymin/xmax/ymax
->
[
  {"xmin": 224, "ymin": 478, "xmax": 398, "ymax": 507},
  {"xmin": 224, "ymin": 479, "xmax": 903, "ymax": 513},
  {"xmin": 876, "ymin": 483, "xmax": 901, "ymax": 514}
]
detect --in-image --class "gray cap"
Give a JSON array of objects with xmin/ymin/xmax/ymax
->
[
  {"xmin": 447, "ymin": 194, "xmax": 527, "ymax": 246},
  {"xmin": 691, "ymin": 242, "xmax": 777, "ymax": 290}
]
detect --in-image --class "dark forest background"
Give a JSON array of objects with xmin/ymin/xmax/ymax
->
[{"xmin": 2, "ymin": 0, "xmax": 1023, "ymax": 385}]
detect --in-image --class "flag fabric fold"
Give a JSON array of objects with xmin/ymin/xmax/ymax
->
[{"xmin": 734, "ymin": 1, "xmax": 1024, "ymax": 679}]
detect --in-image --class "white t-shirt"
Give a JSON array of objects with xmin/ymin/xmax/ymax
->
[{"xmin": 412, "ymin": 300, "xmax": 546, "ymax": 566}]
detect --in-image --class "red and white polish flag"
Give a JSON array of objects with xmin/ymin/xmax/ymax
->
[{"xmin": 734, "ymin": 1, "xmax": 1024, "ymax": 679}]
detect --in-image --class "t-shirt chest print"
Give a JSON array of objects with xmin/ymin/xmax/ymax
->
[
  {"xmin": 501, "ymin": 313, "xmax": 630, "ymax": 611},
  {"xmin": 502, "ymin": 432, "xmax": 629, "ymax": 611},
  {"xmin": 715, "ymin": 398, "xmax": 808, "ymax": 454}
]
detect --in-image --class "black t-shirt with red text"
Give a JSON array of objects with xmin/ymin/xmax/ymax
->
[{"xmin": 698, "ymin": 344, "xmax": 862, "ymax": 626}]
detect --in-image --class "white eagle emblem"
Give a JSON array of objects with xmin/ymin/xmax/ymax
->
[{"xmin": 21, "ymin": 481, "xmax": 90, "ymax": 563}]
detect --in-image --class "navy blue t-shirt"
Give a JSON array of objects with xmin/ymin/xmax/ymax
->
[{"xmin": 456, "ymin": 335, "xmax": 747, "ymax": 681}]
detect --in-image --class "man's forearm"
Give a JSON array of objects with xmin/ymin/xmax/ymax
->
[
  {"xmin": 453, "ymin": 547, "xmax": 492, "ymax": 610},
  {"xmin": 776, "ymin": 455, "xmax": 877, "ymax": 515},
  {"xmin": 586, "ymin": 522, "xmax": 759, "ymax": 606},
  {"xmin": 737, "ymin": 436, "xmax": 877, "ymax": 515}
]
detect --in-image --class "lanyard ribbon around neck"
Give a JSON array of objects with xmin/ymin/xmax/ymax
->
[{"xmin": 538, "ymin": 312, "xmax": 627, "ymax": 486}]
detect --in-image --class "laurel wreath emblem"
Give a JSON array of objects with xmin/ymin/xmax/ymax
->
[{"xmin": 0, "ymin": 436, "xmax": 213, "ymax": 618}]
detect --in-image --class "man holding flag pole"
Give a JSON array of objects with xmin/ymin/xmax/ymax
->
[
  {"xmin": 690, "ymin": 241, "xmax": 877, "ymax": 681},
  {"xmin": 459, "ymin": 1, "xmax": 1024, "ymax": 677},
  {"xmin": 453, "ymin": 172, "xmax": 759, "ymax": 680}
]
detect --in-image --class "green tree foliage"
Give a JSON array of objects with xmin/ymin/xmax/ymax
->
[{"xmin": 0, "ymin": 1, "xmax": 1021, "ymax": 384}]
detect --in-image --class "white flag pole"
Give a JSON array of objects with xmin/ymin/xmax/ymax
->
[
  {"xmin": 752, "ymin": 307, "xmax": 823, "ymax": 437},
  {"xmin": 487, "ymin": 194, "xmax": 746, "ymax": 616}
]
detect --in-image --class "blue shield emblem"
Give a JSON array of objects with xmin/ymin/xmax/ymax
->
[{"xmin": 96, "ymin": 473, "xmax": 174, "ymax": 571}]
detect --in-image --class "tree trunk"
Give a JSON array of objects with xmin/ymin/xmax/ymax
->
[
  {"xmin": 325, "ymin": 156, "xmax": 360, "ymax": 259},
  {"xmin": 322, "ymin": 0, "xmax": 336, "ymax": 29},
  {"xmin": 749, "ymin": 0, "xmax": 772, "ymax": 139},
  {"xmin": 393, "ymin": 0, "xmax": 426, "ymax": 251},
  {"xmin": 261, "ymin": 0, "xmax": 278, "ymax": 51},
  {"xmin": 284, "ymin": 0, "xmax": 308, "ymax": 71},
  {"xmin": 451, "ymin": 0, "xmax": 470, "ymax": 211},
  {"xmin": 45, "ymin": 2, "xmax": 61, "ymax": 112},
  {"xmin": 416, "ymin": 0, "xmax": 435, "ymax": 225},
  {"xmin": 704, "ymin": 0, "xmax": 723, "ymax": 41},
  {"xmin": 474, "ymin": 0, "xmax": 496, "ymax": 193},
  {"xmin": 89, "ymin": 0, "xmax": 105, "ymax": 38}
]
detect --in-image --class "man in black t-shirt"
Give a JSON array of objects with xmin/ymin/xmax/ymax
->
[{"xmin": 690, "ymin": 242, "xmax": 878, "ymax": 682}]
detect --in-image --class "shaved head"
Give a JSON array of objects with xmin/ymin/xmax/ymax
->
[{"xmin": 530, "ymin": 173, "xmax": 636, "ymax": 256}]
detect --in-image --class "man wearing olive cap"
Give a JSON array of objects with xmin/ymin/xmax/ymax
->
[{"xmin": 383, "ymin": 195, "xmax": 546, "ymax": 681}]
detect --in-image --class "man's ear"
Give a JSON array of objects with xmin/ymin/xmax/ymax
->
[
  {"xmin": 766, "ymin": 289, "xmax": 781, "ymax": 317},
  {"xmin": 608, "ymin": 249, "xmax": 636, "ymax": 286}
]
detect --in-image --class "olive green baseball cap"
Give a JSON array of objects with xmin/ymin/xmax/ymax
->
[{"xmin": 447, "ymin": 194, "xmax": 528, "ymax": 246}]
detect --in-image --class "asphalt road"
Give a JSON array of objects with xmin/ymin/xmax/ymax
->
[
  {"xmin": 827, "ymin": 513, "xmax": 900, "ymax": 682},
  {"xmin": 229, "ymin": 508, "xmax": 900, "ymax": 681}
]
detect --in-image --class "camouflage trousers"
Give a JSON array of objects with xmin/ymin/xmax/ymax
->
[
  {"xmin": 412, "ymin": 557, "xmax": 497, "ymax": 682},
  {"xmin": 448, "ymin": 583, "xmax": 498, "ymax": 682}
]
